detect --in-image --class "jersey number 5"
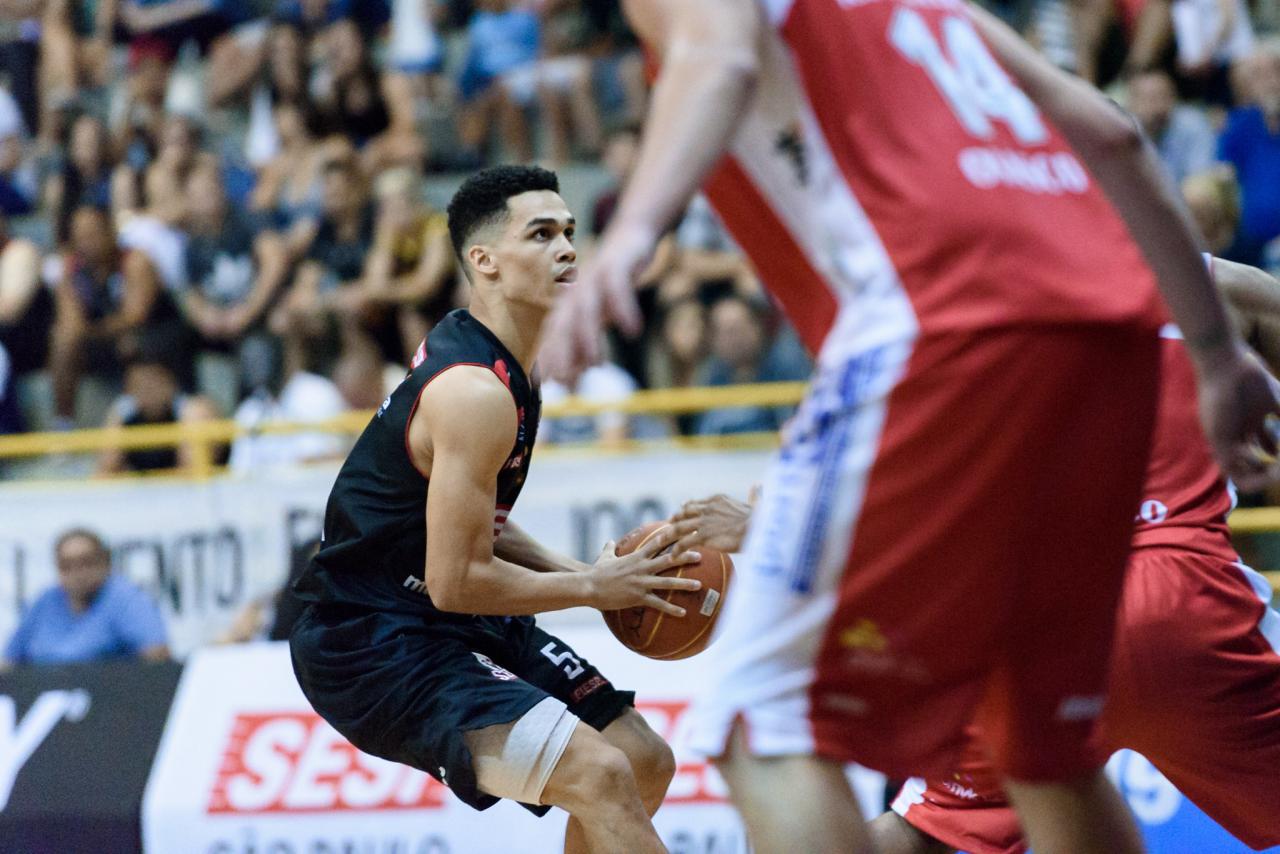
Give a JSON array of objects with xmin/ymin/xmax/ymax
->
[
  {"xmin": 889, "ymin": 8, "xmax": 1047, "ymax": 146},
  {"xmin": 541, "ymin": 642, "xmax": 586, "ymax": 680}
]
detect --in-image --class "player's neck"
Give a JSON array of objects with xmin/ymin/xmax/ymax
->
[{"xmin": 468, "ymin": 298, "xmax": 547, "ymax": 375}]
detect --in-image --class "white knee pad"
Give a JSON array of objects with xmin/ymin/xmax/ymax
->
[{"xmin": 469, "ymin": 697, "xmax": 579, "ymax": 805}]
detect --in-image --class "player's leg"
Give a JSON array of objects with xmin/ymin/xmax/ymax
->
[
  {"xmin": 713, "ymin": 719, "xmax": 872, "ymax": 854},
  {"xmin": 467, "ymin": 706, "xmax": 665, "ymax": 854},
  {"xmin": 563, "ymin": 708, "xmax": 675, "ymax": 854},
  {"xmin": 976, "ymin": 328, "xmax": 1160, "ymax": 854},
  {"xmin": 507, "ymin": 624, "xmax": 674, "ymax": 853},
  {"xmin": 1002, "ymin": 774, "xmax": 1143, "ymax": 854},
  {"xmin": 867, "ymin": 811, "xmax": 955, "ymax": 854},
  {"xmin": 597, "ymin": 707, "xmax": 676, "ymax": 813}
]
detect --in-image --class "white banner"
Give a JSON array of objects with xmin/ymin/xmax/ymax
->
[
  {"xmin": 141, "ymin": 631, "xmax": 889, "ymax": 854},
  {"xmin": 0, "ymin": 447, "xmax": 772, "ymax": 656}
]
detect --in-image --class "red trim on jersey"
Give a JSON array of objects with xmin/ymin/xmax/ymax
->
[
  {"xmin": 403, "ymin": 363, "xmax": 521, "ymax": 481},
  {"xmin": 704, "ymin": 157, "xmax": 839, "ymax": 354},
  {"xmin": 493, "ymin": 358, "xmax": 512, "ymax": 390}
]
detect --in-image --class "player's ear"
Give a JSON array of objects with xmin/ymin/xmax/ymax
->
[{"xmin": 467, "ymin": 243, "xmax": 497, "ymax": 278}]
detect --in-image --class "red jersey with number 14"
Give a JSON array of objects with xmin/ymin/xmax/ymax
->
[{"xmin": 696, "ymin": 0, "xmax": 1164, "ymax": 366}]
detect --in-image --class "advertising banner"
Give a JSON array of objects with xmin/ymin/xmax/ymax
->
[
  {"xmin": 141, "ymin": 630, "xmax": 887, "ymax": 854},
  {"xmin": 0, "ymin": 660, "xmax": 181, "ymax": 854},
  {"xmin": 0, "ymin": 447, "xmax": 772, "ymax": 656}
]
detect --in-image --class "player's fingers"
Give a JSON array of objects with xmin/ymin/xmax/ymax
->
[
  {"xmin": 666, "ymin": 518, "xmax": 699, "ymax": 541},
  {"xmin": 598, "ymin": 539, "xmax": 617, "ymax": 559},
  {"xmin": 637, "ymin": 524, "xmax": 681, "ymax": 557},
  {"xmin": 605, "ymin": 272, "xmax": 644, "ymax": 338},
  {"xmin": 643, "ymin": 593, "xmax": 686, "ymax": 618},
  {"xmin": 646, "ymin": 574, "xmax": 702, "ymax": 592},
  {"xmin": 672, "ymin": 500, "xmax": 707, "ymax": 521},
  {"xmin": 664, "ymin": 549, "xmax": 702, "ymax": 569}
]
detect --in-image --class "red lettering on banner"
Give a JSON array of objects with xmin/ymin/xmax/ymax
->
[
  {"xmin": 207, "ymin": 713, "xmax": 448, "ymax": 814},
  {"xmin": 634, "ymin": 700, "xmax": 728, "ymax": 805}
]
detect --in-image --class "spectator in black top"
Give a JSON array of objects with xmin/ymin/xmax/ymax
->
[
  {"xmin": 314, "ymin": 18, "xmax": 391, "ymax": 147},
  {"xmin": 182, "ymin": 160, "xmax": 290, "ymax": 355},
  {"xmin": 97, "ymin": 353, "xmax": 221, "ymax": 476},
  {"xmin": 0, "ymin": 214, "xmax": 51, "ymax": 382},
  {"xmin": 271, "ymin": 153, "xmax": 375, "ymax": 374},
  {"xmin": 45, "ymin": 114, "xmax": 115, "ymax": 246}
]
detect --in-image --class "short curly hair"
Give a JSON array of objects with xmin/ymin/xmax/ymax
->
[{"xmin": 446, "ymin": 165, "xmax": 560, "ymax": 263}]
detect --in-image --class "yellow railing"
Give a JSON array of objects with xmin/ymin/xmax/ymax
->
[
  {"xmin": 0, "ymin": 381, "xmax": 809, "ymax": 478},
  {"xmin": 4, "ymin": 379, "xmax": 1280, "ymax": 586}
]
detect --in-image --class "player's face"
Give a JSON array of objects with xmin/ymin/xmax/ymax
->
[{"xmin": 492, "ymin": 190, "xmax": 577, "ymax": 310}]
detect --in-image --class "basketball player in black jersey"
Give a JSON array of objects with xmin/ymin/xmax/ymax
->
[{"xmin": 290, "ymin": 166, "xmax": 701, "ymax": 854}]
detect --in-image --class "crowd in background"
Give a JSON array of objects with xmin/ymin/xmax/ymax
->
[{"xmin": 0, "ymin": 0, "xmax": 1277, "ymax": 481}]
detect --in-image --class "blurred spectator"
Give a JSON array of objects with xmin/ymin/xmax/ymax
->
[
  {"xmin": 0, "ymin": 340, "xmax": 19, "ymax": 434},
  {"xmin": 591, "ymin": 123, "xmax": 638, "ymax": 236},
  {"xmin": 0, "ymin": 4, "xmax": 39, "ymax": 139},
  {"xmin": 2, "ymin": 528, "xmax": 170, "ymax": 666},
  {"xmin": 1183, "ymin": 169, "xmax": 1241, "ymax": 254},
  {"xmin": 228, "ymin": 336, "xmax": 347, "ymax": 473},
  {"xmin": 45, "ymin": 113, "xmax": 116, "ymax": 245},
  {"xmin": 249, "ymin": 97, "xmax": 326, "ymax": 255},
  {"xmin": 0, "ymin": 214, "xmax": 50, "ymax": 380},
  {"xmin": 528, "ymin": 4, "xmax": 602, "ymax": 164},
  {"xmin": 313, "ymin": 16, "xmax": 424, "ymax": 175},
  {"xmin": 1171, "ymin": 0, "xmax": 1255, "ymax": 103},
  {"xmin": 458, "ymin": 0, "xmax": 542, "ymax": 163},
  {"xmin": 540, "ymin": 355, "xmax": 650, "ymax": 445},
  {"xmin": 1127, "ymin": 68, "xmax": 1218, "ymax": 185},
  {"xmin": 49, "ymin": 206, "xmax": 175, "ymax": 425},
  {"xmin": 694, "ymin": 296, "xmax": 810, "ymax": 436},
  {"xmin": 183, "ymin": 160, "xmax": 290, "ymax": 356},
  {"xmin": 112, "ymin": 37, "xmax": 177, "ymax": 172},
  {"xmin": 97, "ymin": 352, "xmax": 221, "ymax": 475},
  {"xmin": 646, "ymin": 297, "xmax": 707, "ymax": 392},
  {"xmin": 1218, "ymin": 39, "xmax": 1280, "ymax": 265},
  {"xmin": 0, "ymin": 84, "xmax": 33, "ymax": 215},
  {"xmin": 335, "ymin": 167, "xmax": 455, "ymax": 364},
  {"xmin": 271, "ymin": 152, "xmax": 374, "ymax": 373}
]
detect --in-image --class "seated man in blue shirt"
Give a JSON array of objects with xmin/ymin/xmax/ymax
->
[{"xmin": 3, "ymin": 528, "xmax": 170, "ymax": 666}]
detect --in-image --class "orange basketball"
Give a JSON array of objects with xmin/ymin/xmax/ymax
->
[{"xmin": 602, "ymin": 521, "xmax": 733, "ymax": 660}]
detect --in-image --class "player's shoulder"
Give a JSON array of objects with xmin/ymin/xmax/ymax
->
[{"xmin": 419, "ymin": 365, "xmax": 518, "ymax": 449}]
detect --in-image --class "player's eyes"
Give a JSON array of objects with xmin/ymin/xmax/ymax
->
[{"xmin": 564, "ymin": 229, "xmax": 575, "ymax": 242}]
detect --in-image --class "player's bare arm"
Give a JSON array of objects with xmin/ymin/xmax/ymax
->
[
  {"xmin": 544, "ymin": 0, "xmax": 762, "ymax": 377},
  {"xmin": 418, "ymin": 366, "xmax": 701, "ymax": 616},
  {"xmin": 967, "ymin": 4, "xmax": 1280, "ymax": 489},
  {"xmin": 1213, "ymin": 258, "xmax": 1280, "ymax": 378},
  {"xmin": 493, "ymin": 519, "xmax": 591, "ymax": 574}
]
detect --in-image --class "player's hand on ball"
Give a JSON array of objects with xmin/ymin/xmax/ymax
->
[
  {"xmin": 587, "ymin": 526, "xmax": 702, "ymax": 617},
  {"xmin": 1196, "ymin": 344, "xmax": 1280, "ymax": 492},
  {"xmin": 669, "ymin": 494, "xmax": 751, "ymax": 553}
]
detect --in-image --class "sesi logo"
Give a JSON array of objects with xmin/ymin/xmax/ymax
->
[
  {"xmin": 207, "ymin": 713, "xmax": 448, "ymax": 814},
  {"xmin": 0, "ymin": 689, "xmax": 91, "ymax": 811}
]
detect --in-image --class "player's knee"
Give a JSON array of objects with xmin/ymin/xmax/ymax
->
[
  {"xmin": 545, "ymin": 736, "xmax": 641, "ymax": 816},
  {"xmin": 630, "ymin": 728, "xmax": 676, "ymax": 805}
]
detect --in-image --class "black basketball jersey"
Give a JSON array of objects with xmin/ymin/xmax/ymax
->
[{"xmin": 294, "ymin": 309, "xmax": 541, "ymax": 616}]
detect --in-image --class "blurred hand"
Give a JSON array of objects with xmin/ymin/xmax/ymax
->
[
  {"xmin": 542, "ymin": 221, "xmax": 659, "ymax": 383},
  {"xmin": 669, "ymin": 494, "xmax": 752, "ymax": 553},
  {"xmin": 1196, "ymin": 344, "xmax": 1280, "ymax": 491}
]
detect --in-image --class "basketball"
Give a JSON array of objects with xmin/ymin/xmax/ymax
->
[{"xmin": 602, "ymin": 521, "xmax": 734, "ymax": 660}]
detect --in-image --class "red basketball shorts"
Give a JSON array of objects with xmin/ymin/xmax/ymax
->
[
  {"xmin": 688, "ymin": 326, "xmax": 1161, "ymax": 782},
  {"xmin": 893, "ymin": 550, "xmax": 1280, "ymax": 852}
]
